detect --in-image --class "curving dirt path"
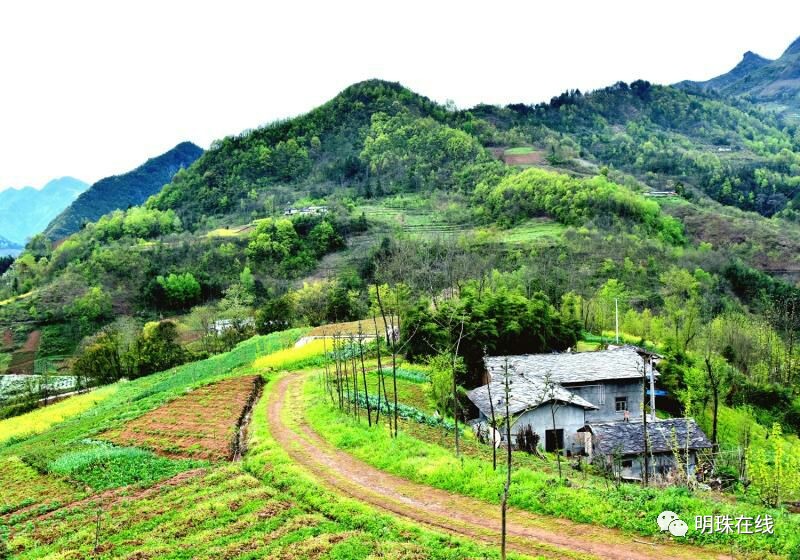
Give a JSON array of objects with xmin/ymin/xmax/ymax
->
[{"xmin": 267, "ymin": 373, "xmax": 735, "ymax": 560}]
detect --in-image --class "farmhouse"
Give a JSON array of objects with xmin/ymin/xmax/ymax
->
[
  {"xmin": 467, "ymin": 346, "xmax": 710, "ymax": 474},
  {"xmin": 578, "ymin": 418, "xmax": 712, "ymax": 480},
  {"xmin": 283, "ymin": 205, "xmax": 329, "ymax": 216}
]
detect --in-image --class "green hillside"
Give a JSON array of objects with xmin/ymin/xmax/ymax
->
[
  {"xmin": 43, "ymin": 142, "xmax": 203, "ymax": 241},
  {"xmin": 3, "ymin": 78, "xmax": 800, "ymax": 557}
]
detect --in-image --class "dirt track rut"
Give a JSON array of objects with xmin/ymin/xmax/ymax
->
[{"xmin": 267, "ymin": 373, "xmax": 734, "ymax": 560}]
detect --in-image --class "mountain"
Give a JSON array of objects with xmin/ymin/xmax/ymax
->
[
  {"xmin": 0, "ymin": 177, "xmax": 88, "ymax": 244},
  {"xmin": 677, "ymin": 35, "xmax": 800, "ymax": 122},
  {"xmin": 43, "ymin": 142, "xmax": 204, "ymax": 240},
  {"xmin": 4, "ymin": 79, "xmax": 800, "ymax": 323},
  {"xmin": 0, "ymin": 233, "xmax": 21, "ymax": 257}
]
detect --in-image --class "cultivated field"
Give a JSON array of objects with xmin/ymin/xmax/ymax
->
[{"xmin": 103, "ymin": 375, "xmax": 263, "ymax": 461}]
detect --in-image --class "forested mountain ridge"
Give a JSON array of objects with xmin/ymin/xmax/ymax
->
[
  {"xmin": 0, "ymin": 177, "xmax": 88, "ymax": 244},
  {"xmin": 44, "ymin": 142, "xmax": 203, "ymax": 240},
  {"xmin": 5, "ymin": 78, "xmax": 800, "ymax": 319},
  {"xmin": 474, "ymin": 81, "xmax": 800, "ymax": 218},
  {"xmin": 3, "ymin": 78, "xmax": 800, "ymax": 515},
  {"xmin": 678, "ymin": 35, "xmax": 800, "ymax": 123},
  {"xmin": 149, "ymin": 79, "xmax": 800, "ymax": 226},
  {"xmin": 148, "ymin": 81, "xmax": 470, "ymax": 227}
]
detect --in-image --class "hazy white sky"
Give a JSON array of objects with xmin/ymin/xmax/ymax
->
[{"xmin": 1, "ymin": 0, "xmax": 799, "ymax": 189}]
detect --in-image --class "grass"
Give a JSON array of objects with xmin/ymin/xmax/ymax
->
[
  {"xmin": 474, "ymin": 219, "xmax": 565, "ymax": 246},
  {"xmin": 0, "ymin": 386, "xmax": 117, "ymax": 444},
  {"xmin": 3, "ymin": 338, "xmax": 524, "ymax": 559},
  {"xmin": 0, "ymin": 290, "xmax": 33, "ymax": 307},
  {"xmin": 504, "ymin": 147, "xmax": 536, "ymax": 155},
  {"xmin": 303, "ymin": 375, "xmax": 800, "ymax": 556},
  {"xmin": 205, "ymin": 223, "xmax": 253, "ymax": 238},
  {"xmin": 0, "ymin": 330, "xmax": 304, "ymax": 469},
  {"xmin": 0, "ymin": 455, "xmax": 82, "ymax": 517},
  {"xmin": 48, "ymin": 441, "xmax": 206, "ymax": 490},
  {"xmin": 367, "ymin": 369, "xmax": 433, "ymax": 412},
  {"xmin": 576, "ymin": 341, "xmax": 600, "ymax": 352},
  {"xmin": 36, "ymin": 323, "xmax": 81, "ymax": 357},
  {"xmin": 0, "ymin": 352, "xmax": 9, "ymax": 373}
]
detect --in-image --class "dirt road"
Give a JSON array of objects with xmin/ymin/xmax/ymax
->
[{"xmin": 267, "ymin": 373, "xmax": 734, "ymax": 560}]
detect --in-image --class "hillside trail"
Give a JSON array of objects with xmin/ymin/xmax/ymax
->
[{"xmin": 267, "ymin": 372, "xmax": 737, "ymax": 560}]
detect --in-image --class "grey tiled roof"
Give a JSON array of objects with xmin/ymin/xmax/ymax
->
[
  {"xmin": 580, "ymin": 418, "xmax": 713, "ymax": 456},
  {"xmin": 466, "ymin": 374, "xmax": 597, "ymax": 420},
  {"xmin": 484, "ymin": 346, "xmax": 658, "ymax": 385}
]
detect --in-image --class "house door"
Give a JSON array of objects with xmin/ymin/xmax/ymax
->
[{"xmin": 545, "ymin": 429, "xmax": 564, "ymax": 452}]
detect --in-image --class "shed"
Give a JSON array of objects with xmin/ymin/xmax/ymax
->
[{"xmin": 579, "ymin": 418, "xmax": 712, "ymax": 480}]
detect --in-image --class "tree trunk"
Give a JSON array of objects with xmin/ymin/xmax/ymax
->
[
  {"xmin": 452, "ymin": 321, "xmax": 465, "ymax": 457},
  {"xmin": 642, "ymin": 356, "xmax": 649, "ymax": 486},
  {"xmin": 358, "ymin": 330, "xmax": 371, "ymax": 426},
  {"xmin": 487, "ymin": 381, "xmax": 497, "ymax": 471}
]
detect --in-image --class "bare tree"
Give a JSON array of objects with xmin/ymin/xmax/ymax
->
[
  {"xmin": 358, "ymin": 324, "xmax": 372, "ymax": 426},
  {"xmin": 487, "ymin": 378, "xmax": 498, "ymax": 470},
  {"xmin": 452, "ymin": 320, "xmax": 465, "ymax": 457},
  {"xmin": 641, "ymin": 355, "xmax": 650, "ymax": 487},
  {"xmin": 499, "ymin": 357, "xmax": 513, "ymax": 560},
  {"xmin": 540, "ymin": 372, "xmax": 569, "ymax": 481}
]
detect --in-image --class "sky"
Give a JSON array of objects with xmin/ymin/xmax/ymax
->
[{"xmin": 1, "ymin": 0, "xmax": 799, "ymax": 190}]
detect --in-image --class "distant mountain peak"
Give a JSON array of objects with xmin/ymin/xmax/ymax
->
[
  {"xmin": 43, "ymin": 141, "xmax": 203, "ymax": 240},
  {"xmin": 741, "ymin": 50, "xmax": 769, "ymax": 63},
  {"xmin": 0, "ymin": 177, "xmax": 88, "ymax": 244},
  {"xmin": 782, "ymin": 35, "xmax": 800, "ymax": 56},
  {"xmin": 675, "ymin": 36, "xmax": 800, "ymax": 121}
]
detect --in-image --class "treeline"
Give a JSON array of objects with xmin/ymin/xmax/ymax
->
[
  {"xmin": 72, "ymin": 319, "xmax": 187, "ymax": 386},
  {"xmin": 475, "ymin": 167, "xmax": 685, "ymax": 244},
  {"xmin": 2, "ymin": 209, "xmax": 356, "ymax": 322},
  {"xmin": 44, "ymin": 141, "xmax": 203, "ymax": 240},
  {"xmin": 402, "ymin": 282, "xmax": 579, "ymax": 386},
  {"xmin": 471, "ymin": 80, "xmax": 800, "ymax": 217},
  {"xmin": 149, "ymin": 80, "xmax": 455, "ymax": 225}
]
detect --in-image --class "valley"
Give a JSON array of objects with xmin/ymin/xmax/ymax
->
[{"xmin": 2, "ymin": 30, "xmax": 800, "ymax": 559}]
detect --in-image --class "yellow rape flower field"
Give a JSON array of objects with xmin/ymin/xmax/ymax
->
[
  {"xmin": 0, "ymin": 385, "xmax": 117, "ymax": 444},
  {"xmin": 253, "ymin": 338, "xmax": 328, "ymax": 370}
]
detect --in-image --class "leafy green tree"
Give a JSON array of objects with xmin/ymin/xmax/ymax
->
[
  {"xmin": 247, "ymin": 218, "xmax": 300, "ymax": 263},
  {"xmin": 255, "ymin": 294, "xmax": 295, "ymax": 334},
  {"xmin": 68, "ymin": 287, "xmax": 113, "ymax": 334},
  {"xmin": 747, "ymin": 423, "xmax": 800, "ymax": 507},
  {"xmin": 72, "ymin": 329, "xmax": 125, "ymax": 385},
  {"xmin": 130, "ymin": 321, "xmax": 186, "ymax": 377},
  {"xmin": 156, "ymin": 272, "xmax": 201, "ymax": 309},
  {"xmin": 660, "ymin": 267, "xmax": 701, "ymax": 353},
  {"xmin": 239, "ymin": 266, "xmax": 256, "ymax": 295},
  {"xmin": 594, "ymin": 278, "xmax": 628, "ymax": 338},
  {"xmin": 428, "ymin": 352, "xmax": 466, "ymax": 417}
]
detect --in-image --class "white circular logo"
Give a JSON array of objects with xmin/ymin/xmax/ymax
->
[{"xmin": 657, "ymin": 511, "xmax": 688, "ymax": 537}]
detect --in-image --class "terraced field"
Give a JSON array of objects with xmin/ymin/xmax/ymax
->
[
  {"xmin": 103, "ymin": 375, "xmax": 263, "ymax": 461},
  {"xmin": 1, "ymin": 332, "xmax": 514, "ymax": 559}
]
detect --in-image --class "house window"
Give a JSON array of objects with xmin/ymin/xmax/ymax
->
[
  {"xmin": 621, "ymin": 459, "xmax": 633, "ymax": 468},
  {"xmin": 615, "ymin": 397, "xmax": 628, "ymax": 412},
  {"xmin": 545, "ymin": 429, "xmax": 564, "ymax": 452}
]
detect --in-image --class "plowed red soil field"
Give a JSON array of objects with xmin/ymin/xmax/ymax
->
[{"xmin": 103, "ymin": 375, "xmax": 262, "ymax": 461}]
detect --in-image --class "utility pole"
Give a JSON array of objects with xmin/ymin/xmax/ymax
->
[{"xmin": 615, "ymin": 298, "xmax": 619, "ymax": 344}]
